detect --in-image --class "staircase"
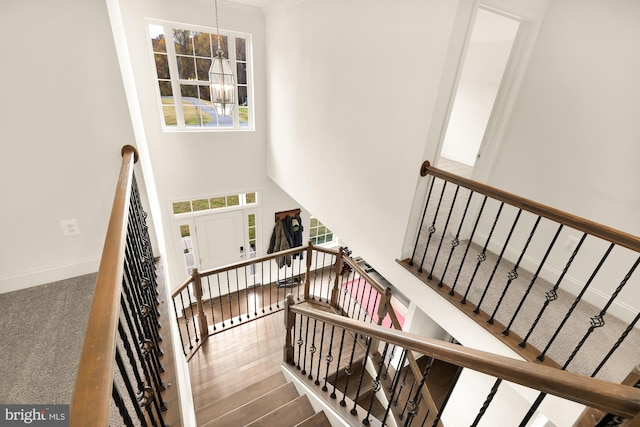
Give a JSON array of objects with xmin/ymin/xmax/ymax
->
[{"xmin": 195, "ymin": 372, "xmax": 331, "ymax": 426}]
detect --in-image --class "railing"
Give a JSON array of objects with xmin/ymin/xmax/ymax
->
[
  {"xmin": 71, "ymin": 146, "xmax": 167, "ymax": 426},
  {"xmin": 284, "ymin": 300, "xmax": 640, "ymax": 426},
  {"xmin": 173, "ymin": 240, "xmax": 441, "ymax": 425},
  {"xmin": 400, "ymin": 160, "xmax": 640, "ymax": 424}
]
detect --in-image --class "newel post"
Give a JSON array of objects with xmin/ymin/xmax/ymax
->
[
  {"xmin": 304, "ymin": 243, "xmax": 313, "ymax": 300},
  {"xmin": 330, "ymin": 247, "xmax": 343, "ymax": 308},
  {"xmin": 284, "ymin": 293, "xmax": 296, "ymax": 364},
  {"xmin": 191, "ymin": 268, "xmax": 209, "ymax": 344}
]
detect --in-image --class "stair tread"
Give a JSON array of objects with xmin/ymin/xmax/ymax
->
[
  {"xmin": 200, "ymin": 382, "xmax": 299, "ymax": 426},
  {"xmin": 245, "ymin": 394, "xmax": 315, "ymax": 427},
  {"xmin": 295, "ymin": 411, "xmax": 332, "ymax": 427},
  {"xmin": 195, "ymin": 371, "xmax": 287, "ymax": 419}
]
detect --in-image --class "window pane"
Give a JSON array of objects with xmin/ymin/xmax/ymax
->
[
  {"xmin": 154, "ymin": 54, "xmax": 170, "ymax": 79},
  {"xmin": 158, "ymin": 81, "xmax": 173, "ymax": 97},
  {"xmin": 248, "ymin": 213, "xmax": 255, "ymax": 226},
  {"xmin": 196, "ymin": 57, "xmax": 212, "ymax": 81},
  {"xmin": 210, "ymin": 197, "xmax": 226, "ymax": 208},
  {"xmin": 180, "ymin": 224, "xmax": 191, "ymax": 237},
  {"xmin": 249, "ymin": 228, "xmax": 255, "ymax": 240},
  {"xmin": 163, "ymin": 105, "xmax": 177, "ymax": 126},
  {"xmin": 150, "ymin": 25, "xmax": 166, "ymax": 53},
  {"xmin": 227, "ymin": 195, "xmax": 240, "ymax": 206},
  {"xmin": 173, "ymin": 29, "xmax": 193, "ymax": 54},
  {"xmin": 193, "ymin": 32, "xmax": 211, "ymax": 57},
  {"xmin": 212, "ymin": 34, "xmax": 229, "ymax": 57},
  {"xmin": 310, "ymin": 218, "xmax": 318, "ymax": 228},
  {"xmin": 245, "ymin": 192, "xmax": 256, "ymax": 204},
  {"xmin": 236, "ymin": 62, "xmax": 247, "ymax": 85},
  {"xmin": 317, "ymin": 226, "xmax": 326, "ymax": 235},
  {"xmin": 173, "ymin": 201, "xmax": 192, "ymax": 214},
  {"xmin": 236, "ymin": 37, "xmax": 246, "ymax": 61},
  {"xmin": 192, "ymin": 199, "xmax": 209, "ymax": 211},
  {"xmin": 177, "ymin": 56, "xmax": 196, "ymax": 80},
  {"xmin": 310, "ymin": 228, "xmax": 317, "ymax": 237}
]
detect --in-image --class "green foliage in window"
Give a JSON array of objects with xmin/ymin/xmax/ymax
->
[
  {"xmin": 173, "ymin": 201, "xmax": 192, "ymax": 214},
  {"xmin": 192, "ymin": 199, "xmax": 209, "ymax": 211}
]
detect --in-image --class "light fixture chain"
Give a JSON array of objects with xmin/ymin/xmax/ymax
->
[{"xmin": 214, "ymin": 0, "xmax": 222, "ymax": 52}]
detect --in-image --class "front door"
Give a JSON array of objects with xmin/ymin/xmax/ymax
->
[{"xmin": 194, "ymin": 210, "xmax": 246, "ymax": 270}]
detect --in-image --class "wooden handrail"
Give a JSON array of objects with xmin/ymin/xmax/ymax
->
[
  {"xmin": 420, "ymin": 161, "xmax": 640, "ymax": 253},
  {"xmin": 171, "ymin": 243, "xmax": 339, "ymax": 298},
  {"xmin": 291, "ymin": 304, "xmax": 640, "ymax": 419},
  {"xmin": 70, "ymin": 145, "xmax": 138, "ymax": 425}
]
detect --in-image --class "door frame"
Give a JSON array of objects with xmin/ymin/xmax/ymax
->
[{"xmin": 429, "ymin": 0, "xmax": 549, "ymax": 182}]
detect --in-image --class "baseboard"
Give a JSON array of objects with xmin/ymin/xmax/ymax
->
[{"xmin": 0, "ymin": 257, "xmax": 100, "ymax": 294}]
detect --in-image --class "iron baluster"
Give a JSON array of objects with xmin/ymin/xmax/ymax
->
[
  {"xmin": 439, "ymin": 189, "xmax": 474, "ymax": 287},
  {"xmin": 520, "ymin": 232, "xmax": 587, "ymax": 347},
  {"xmin": 450, "ymin": 195, "xmax": 488, "ymax": 295},
  {"xmin": 362, "ymin": 342, "xmax": 389, "ymax": 427},
  {"xmin": 186, "ymin": 282, "xmax": 200, "ymax": 341},
  {"xmin": 339, "ymin": 326, "xmax": 362, "ymax": 408},
  {"xmin": 475, "ymin": 208, "xmax": 522, "ymax": 314},
  {"xmin": 236, "ymin": 269, "xmax": 242, "ymax": 320},
  {"xmin": 308, "ymin": 318, "xmax": 318, "ymax": 380},
  {"xmin": 330, "ymin": 328, "xmax": 348, "ymax": 399},
  {"xmin": 431, "ymin": 366, "xmax": 463, "ymax": 427},
  {"xmin": 216, "ymin": 273, "xmax": 226, "ymax": 327},
  {"xmin": 537, "ymin": 242, "xmax": 614, "ymax": 361},
  {"xmin": 226, "ymin": 271, "xmax": 234, "ymax": 325},
  {"xmin": 418, "ymin": 181, "xmax": 449, "ymax": 274},
  {"xmin": 261, "ymin": 260, "xmax": 266, "ymax": 314},
  {"xmin": 172, "ymin": 297, "xmax": 187, "ymax": 355},
  {"xmin": 429, "ymin": 184, "xmax": 461, "ymax": 280},
  {"xmin": 350, "ymin": 335, "xmax": 373, "ymax": 416},
  {"xmin": 301, "ymin": 316, "xmax": 310, "ymax": 375},
  {"xmin": 410, "ymin": 174, "xmax": 437, "ymax": 266},
  {"xmin": 112, "ymin": 382, "xmax": 135, "ymax": 427},
  {"xmin": 206, "ymin": 276, "xmax": 216, "ymax": 331},
  {"xmin": 592, "ymin": 308, "xmax": 640, "ymax": 378},
  {"xmin": 314, "ymin": 321, "xmax": 326, "ymax": 385},
  {"xmin": 322, "ymin": 325, "xmax": 336, "ymax": 392},
  {"xmin": 244, "ymin": 265, "xmax": 249, "ymax": 320},
  {"xmin": 296, "ymin": 313, "xmax": 304, "ymax": 370},
  {"xmin": 504, "ymin": 223, "xmax": 563, "ymax": 336},
  {"xmin": 564, "ymin": 256, "xmax": 640, "ymax": 373},
  {"xmin": 461, "ymin": 201, "xmax": 504, "ymax": 304},
  {"xmin": 114, "ymin": 345, "xmax": 149, "ymax": 427},
  {"xmin": 179, "ymin": 292, "xmax": 193, "ymax": 350},
  {"xmin": 471, "ymin": 378, "xmax": 502, "ymax": 427}
]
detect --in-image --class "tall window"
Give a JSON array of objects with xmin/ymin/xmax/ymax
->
[{"xmin": 148, "ymin": 20, "xmax": 253, "ymax": 130}]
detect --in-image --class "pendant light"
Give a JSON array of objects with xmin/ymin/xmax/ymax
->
[{"xmin": 209, "ymin": 0, "xmax": 235, "ymax": 117}]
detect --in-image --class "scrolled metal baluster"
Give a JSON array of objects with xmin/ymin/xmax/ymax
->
[
  {"xmin": 301, "ymin": 316, "xmax": 310, "ymax": 375},
  {"xmin": 537, "ymin": 242, "xmax": 614, "ymax": 361},
  {"xmin": 236, "ymin": 269, "xmax": 242, "ymax": 320},
  {"xmin": 330, "ymin": 328, "xmax": 348, "ymax": 399},
  {"xmin": 216, "ymin": 273, "xmax": 226, "ymax": 328},
  {"xmin": 308, "ymin": 318, "xmax": 318, "ymax": 380},
  {"xmin": 418, "ymin": 181, "xmax": 449, "ymax": 274},
  {"xmin": 410, "ymin": 174, "xmax": 437, "ymax": 266},
  {"xmin": 314, "ymin": 321, "xmax": 326, "ymax": 385},
  {"xmin": 322, "ymin": 325, "xmax": 336, "ymax": 392},
  {"xmin": 226, "ymin": 271, "xmax": 234, "ymax": 324},
  {"xmin": 362, "ymin": 342, "xmax": 390, "ymax": 426},
  {"xmin": 439, "ymin": 189, "xmax": 474, "ymax": 288},
  {"xmin": 186, "ymin": 284, "xmax": 200, "ymax": 342},
  {"xmin": 475, "ymin": 207, "xmax": 522, "ymax": 314},
  {"xmin": 519, "ymin": 232, "xmax": 586, "ymax": 347},
  {"xmin": 431, "ymin": 366, "xmax": 463, "ymax": 427},
  {"xmin": 339, "ymin": 328, "xmax": 362, "ymax": 408},
  {"xmin": 429, "ymin": 184, "xmax": 460, "ymax": 280},
  {"xmin": 349, "ymin": 335, "xmax": 373, "ymax": 416},
  {"xmin": 382, "ymin": 350, "xmax": 407, "ymax": 426},
  {"xmin": 296, "ymin": 313, "xmax": 305, "ymax": 371},
  {"xmin": 450, "ymin": 195, "xmax": 487, "ymax": 296},
  {"xmin": 461, "ymin": 201, "xmax": 504, "ymax": 305}
]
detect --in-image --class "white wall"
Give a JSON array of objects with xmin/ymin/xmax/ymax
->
[
  {"xmin": 265, "ymin": 0, "xmax": 460, "ymax": 291},
  {"xmin": 0, "ymin": 0, "xmax": 137, "ymax": 292},
  {"xmin": 484, "ymin": 0, "xmax": 640, "ymax": 317}
]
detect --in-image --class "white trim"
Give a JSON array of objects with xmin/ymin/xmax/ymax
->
[{"xmin": 0, "ymin": 257, "xmax": 100, "ymax": 294}]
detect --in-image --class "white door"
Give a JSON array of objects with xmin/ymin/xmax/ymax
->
[{"xmin": 194, "ymin": 210, "xmax": 246, "ymax": 271}]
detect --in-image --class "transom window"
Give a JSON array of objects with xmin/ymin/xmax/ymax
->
[
  {"xmin": 147, "ymin": 20, "xmax": 253, "ymax": 130},
  {"xmin": 172, "ymin": 192, "xmax": 257, "ymax": 215}
]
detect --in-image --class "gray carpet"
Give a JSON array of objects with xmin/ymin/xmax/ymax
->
[{"xmin": 0, "ymin": 273, "xmax": 96, "ymax": 404}]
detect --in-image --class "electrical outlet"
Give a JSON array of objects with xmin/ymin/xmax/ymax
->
[
  {"xmin": 60, "ymin": 219, "xmax": 81, "ymax": 236},
  {"xmin": 565, "ymin": 235, "xmax": 579, "ymax": 251}
]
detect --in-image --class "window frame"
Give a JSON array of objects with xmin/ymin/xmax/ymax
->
[
  {"xmin": 309, "ymin": 217, "xmax": 337, "ymax": 247},
  {"xmin": 146, "ymin": 19, "xmax": 254, "ymax": 132}
]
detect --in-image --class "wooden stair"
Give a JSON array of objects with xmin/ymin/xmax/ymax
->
[{"xmin": 197, "ymin": 371, "xmax": 331, "ymax": 427}]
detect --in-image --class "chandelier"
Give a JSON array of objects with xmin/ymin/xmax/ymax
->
[{"xmin": 209, "ymin": 0, "xmax": 235, "ymax": 117}]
